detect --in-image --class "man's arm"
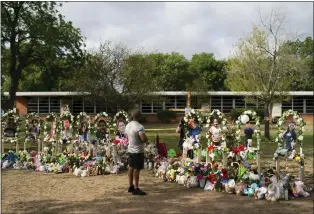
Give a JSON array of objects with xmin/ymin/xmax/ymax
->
[{"xmin": 139, "ymin": 132, "xmax": 148, "ymax": 143}]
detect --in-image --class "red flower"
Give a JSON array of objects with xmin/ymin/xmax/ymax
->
[
  {"xmin": 238, "ymin": 145, "xmax": 245, "ymax": 151},
  {"xmin": 232, "ymin": 148, "xmax": 240, "ymax": 154},
  {"xmin": 208, "ymin": 145, "xmax": 214, "ymax": 152},
  {"xmin": 113, "ymin": 139, "xmax": 120, "ymax": 145},
  {"xmin": 208, "ymin": 173, "xmax": 217, "ymax": 183}
]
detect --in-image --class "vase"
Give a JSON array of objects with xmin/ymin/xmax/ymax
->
[{"xmin": 199, "ymin": 178, "xmax": 206, "ymax": 188}]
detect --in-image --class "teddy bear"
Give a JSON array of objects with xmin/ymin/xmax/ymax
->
[
  {"xmin": 294, "ymin": 181, "xmax": 310, "ymax": 197},
  {"xmin": 254, "ymin": 187, "xmax": 268, "ymax": 200}
]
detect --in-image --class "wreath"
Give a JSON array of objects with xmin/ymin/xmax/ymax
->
[
  {"xmin": 183, "ymin": 108, "xmax": 203, "ymax": 131},
  {"xmin": 274, "ymin": 110, "xmax": 305, "ymax": 163},
  {"xmin": 43, "ymin": 113, "xmax": 58, "ymax": 142},
  {"xmin": 93, "ymin": 112, "xmax": 111, "ymax": 133},
  {"xmin": 25, "ymin": 112, "xmax": 42, "ymax": 140},
  {"xmin": 113, "ymin": 110, "xmax": 130, "ymax": 129},
  {"xmin": 183, "ymin": 108, "xmax": 203, "ymax": 150},
  {"xmin": 235, "ymin": 110, "xmax": 261, "ymax": 148},
  {"xmin": 1, "ymin": 109, "xmax": 20, "ymax": 141},
  {"xmin": 205, "ymin": 109, "xmax": 227, "ymax": 148},
  {"xmin": 76, "ymin": 112, "xmax": 91, "ymax": 134},
  {"xmin": 2, "ymin": 109, "xmax": 19, "ymax": 123}
]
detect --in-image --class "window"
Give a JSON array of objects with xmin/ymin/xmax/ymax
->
[
  {"xmin": 305, "ymin": 96, "xmax": 313, "ymax": 114},
  {"xmin": 28, "ymin": 97, "xmax": 38, "ymax": 113},
  {"xmin": 84, "ymin": 99, "xmax": 95, "ymax": 114},
  {"xmin": 95, "ymin": 100, "xmax": 107, "ymax": 113},
  {"xmin": 293, "ymin": 96, "xmax": 304, "ymax": 113},
  {"xmin": 234, "ymin": 96, "xmax": 245, "ymax": 108},
  {"xmin": 73, "ymin": 98, "xmax": 83, "ymax": 114},
  {"xmin": 211, "ymin": 96, "xmax": 221, "ymax": 111},
  {"xmin": 38, "ymin": 97, "xmax": 49, "ymax": 114},
  {"xmin": 141, "ymin": 102, "xmax": 152, "ymax": 114},
  {"xmin": 246, "ymin": 101, "xmax": 257, "ymax": 109},
  {"xmin": 50, "ymin": 97, "xmax": 60, "ymax": 113},
  {"xmin": 165, "ymin": 96, "xmax": 176, "ymax": 110},
  {"xmin": 176, "ymin": 96, "xmax": 187, "ymax": 109},
  {"xmin": 152, "ymin": 101, "xmax": 163, "ymax": 113},
  {"xmin": 282, "ymin": 99, "xmax": 292, "ymax": 112},
  {"xmin": 222, "ymin": 96, "xmax": 233, "ymax": 113}
]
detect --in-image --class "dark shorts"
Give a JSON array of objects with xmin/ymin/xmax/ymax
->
[{"xmin": 128, "ymin": 153, "xmax": 144, "ymax": 170}]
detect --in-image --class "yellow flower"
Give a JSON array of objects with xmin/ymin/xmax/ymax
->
[{"xmin": 295, "ymin": 156, "xmax": 300, "ymax": 161}]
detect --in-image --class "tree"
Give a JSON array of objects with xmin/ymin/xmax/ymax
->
[
  {"xmin": 1, "ymin": 2, "xmax": 85, "ymax": 109},
  {"xmin": 66, "ymin": 41, "xmax": 159, "ymax": 112},
  {"xmin": 282, "ymin": 37, "xmax": 313, "ymax": 91},
  {"xmin": 226, "ymin": 7, "xmax": 308, "ymax": 140},
  {"xmin": 189, "ymin": 52, "xmax": 228, "ymax": 91}
]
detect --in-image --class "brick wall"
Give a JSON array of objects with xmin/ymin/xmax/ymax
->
[{"xmin": 16, "ymin": 97, "xmax": 28, "ymax": 115}]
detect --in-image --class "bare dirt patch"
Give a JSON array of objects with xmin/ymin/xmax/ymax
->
[{"xmin": 2, "ymin": 170, "xmax": 313, "ymax": 214}]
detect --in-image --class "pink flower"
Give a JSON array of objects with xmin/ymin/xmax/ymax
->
[{"xmin": 197, "ymin": 174, "xmax": 203, "ymax": 180}]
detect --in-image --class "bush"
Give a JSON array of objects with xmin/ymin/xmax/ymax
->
[
  {"xmin": 157, "ymin": 110, "xmax": 177, "ymax": 123},
  {"xmin": 230, "ymin": 108, "xmax": 264, "ymax": 122}
]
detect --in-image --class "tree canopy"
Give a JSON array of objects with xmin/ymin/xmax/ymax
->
[{"xmin": 1, "ymin": 1, "xmax": 86, "ymax": 109}]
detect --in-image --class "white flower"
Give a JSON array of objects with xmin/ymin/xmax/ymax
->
[
  {"xmin": 222, "ymin": 121, "xmax": 226, "ymax": 125},
  {"xmin": 252, "ymin": 112, "xmax": 257, "ymax": 116},
  {"xmin": 205, "ymin": 124, "xmax": 209, "ymax": 128},
  {"xmin": 217, "ymin": 111, "xmax": 221, "ymax": 116},
  {"xmin": 278, "ymin": 121, "xmax": 283, "ymax": 126},
  {"xmin": 275, "ymin": 137, "xmax": 279, "ymax": 142},
  {"xmin": 207, "ymin": 119, "xmax": 210, "ymax": 123},
  {"xmin": 274, "ymin": 153, "xmax": 278, "ymax": 158},
  {"xmin": 191, "ymin": 109, "xmax": 195, "ymax": 114},
  {"xmin": 301, "ymin": 127, "xmax": 305, "ymax": 132},
  {"xmin": 298, "ymin": 135, "xmax": 304, "ymax": 141},
  {"xmin": 293, "ymin": 115, "xmax": 298, "ymax": 120}
]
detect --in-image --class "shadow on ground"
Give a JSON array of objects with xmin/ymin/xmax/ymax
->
[{"xmin": 2, "ymin": 170, "xmax": 313, "ymax": 214}]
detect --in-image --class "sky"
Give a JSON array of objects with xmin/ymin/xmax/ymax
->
[{"xmin": 59, "ymin": 2, "xmax": 313, "ymax": 60}]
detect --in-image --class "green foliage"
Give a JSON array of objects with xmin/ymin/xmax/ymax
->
[
  {"xmin": 1, "ymin": 2, "xmax": 86, "ymax": 108},
  {"xmin": 189, "ymin": 52, "xmax": 227, "ymax": 91},
  {"xmin": 156, "ymin": 110, "xmax": 177, "ymax": 123},
  {"xmin": 230, "ymin": 108, "xmax": 264, "ymax": 121}
]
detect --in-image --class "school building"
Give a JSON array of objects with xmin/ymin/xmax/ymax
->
[{"xmin": 3, "ymin": 91, "xmax": 314, "ymax": 124}]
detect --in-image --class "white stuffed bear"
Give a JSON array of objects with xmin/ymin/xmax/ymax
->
[
  {"xmin": 2, "ymin": 160, "xmax": 10, "ymax": 169},
  {"xmin": 74, "ymin": 167, "xmax": 82, "ymax": 177},
  {"xmin": 295, "ymin": 181, "xmax": 310, "ymax": 197}
]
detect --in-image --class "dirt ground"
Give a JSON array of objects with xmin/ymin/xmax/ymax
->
[{"xmin": 2, "ymin": 170, "xmax": 313, "ymax": 214}]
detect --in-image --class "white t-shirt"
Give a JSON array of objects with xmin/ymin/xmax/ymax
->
[
  {"xmin": 210, "ymin": 126, "xmax": 221, "ymax": 142},
  {"xmin": 125, "ymin": 121, "xmax": 145, "ymax": 153}
]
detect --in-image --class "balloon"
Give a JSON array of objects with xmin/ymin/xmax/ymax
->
[{"xmin": 241, "ymin": 115, "xmax": 250, "ymax": 124}]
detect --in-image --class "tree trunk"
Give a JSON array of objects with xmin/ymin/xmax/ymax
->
[
  {"xmin": 7, "ymin": 71, "xmax": 20, "ymax": 110},
  {"xmin": 264, "ymin": 103, "xmax": 270, "ymax": 140}
]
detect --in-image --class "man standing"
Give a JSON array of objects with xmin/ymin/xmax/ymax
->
[{"xmin": 125, "ymin": 109, "xmax": 147, "ymax": 195}]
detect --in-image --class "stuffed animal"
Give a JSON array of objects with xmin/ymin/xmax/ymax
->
[
  {"xmin": 224, "ymin": 179, "xmax": 236, "ymax": 194},
  {"xmin": 185, "ymin": 176, "xmax": 199, "ymax": 188},
  {"xmin": 81, "ymin": 167, "xmax": 90, "ymax": 177},
  {"xmin": 39, "ymin": 165, "xmax": 46, "ymax": 172},
  {"xmin": 249, "ymin": 172, "xmax": 260, "ymax": 182},
  {"xmin": 294, "ymin": 181, "xmax": 310, "ymax": 197},
  {"xmin": 265, "ymin": 183, "xmax": 281, "ymax": 202},
  {"xmin": 74, "ymin": 167, "xmax": 82, "ymax": 177},
  {"xmin": 2, "ymin": 160, "xmax": 10, "ymax": 169},
  {"xmin": 254, "ymin": 187, "xmax": 268, "ymax": 200},
  {"xmin": 235, "ymin": 182, "xmax": 247, "ymax": 195},
  {"xmin": 176, "ymin": 174, "xmax": 188, "ymax": 185}
]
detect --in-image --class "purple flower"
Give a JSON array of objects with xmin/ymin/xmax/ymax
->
[
  {"xmin": 92, "ymin": 140, "xmax": 97, "ymax": 145},
  {"xmin": 62, "ymin": 139, "xmax": 67, "ymax": 144}
]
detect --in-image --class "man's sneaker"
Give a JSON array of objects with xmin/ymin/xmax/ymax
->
[
  {"xmin": 132, "ymin": 188, "xmax": 146, "ymax": 195},
  {"xmin": 128, "ymin": 185, "xmax": 135, "ymax": 193}
]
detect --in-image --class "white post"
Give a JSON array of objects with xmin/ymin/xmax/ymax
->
[
  {"xmin": 257, "ymin": 152, "xmax": 261, "ymax": 176},
  {"xmin": 38, "ymin": 139, "xmax": 41, "ymax": 154},
  {"xmin": 222, "ymin": 151, "xmax": 227, "ymax": 168},
  {"xmin": 15, "ymin": 141, "xmax": 19, "ymax": 153},
  {"xmin": 275, "ymin": 158, "xmax": 280, "ymax": 175},
  {"xmin": 24, "ymin": 140, "xmax": 27, "ymax": 152},
  {"xmin": 299, "ymin": 165, "xmax": 304, "ymax": 181},
  {"xmin": 183, "ymin": 148, "xmax": 187, "ymax": 158},
  {"xmin": 1, "ymin": 140, "xmax": 4, "ymax": 154},
  {"xmin": 197, "ymin": 147, "xmax": 202, "ymax": 163}
]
